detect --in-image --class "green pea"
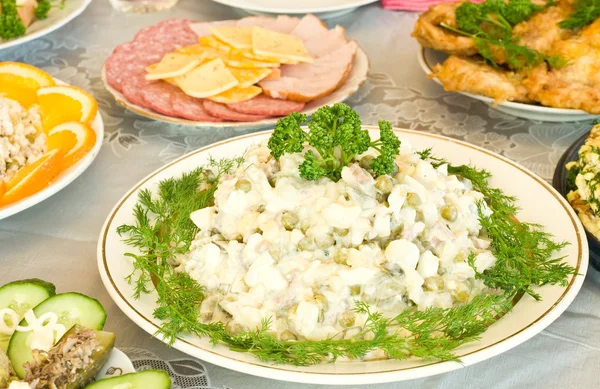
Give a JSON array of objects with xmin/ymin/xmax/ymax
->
[
  {"xmin": 338, "ymin": 311, "xmax": 355, "ymax": 328},
  {"xmin": 454, "ymin": 251, "xmax": 467, "ymax": 263},
  {"xmin": 441, "ymin": 205, "xmax": 458, "ymax": 222},
  {"xmin": 334, "ymin": 227, "xmax": 349, "ymax": 237},
  {"xmin": 280, "ymin": 330, "xmax": 297, "ymax": 341},
  {"xmin": 454, "ymin": 290, "xmax": 470, "ymax": 303},
  {"xmin": 407, "ymin": 193, "xmax": 422, "ymax": 207},
  {"xmin": 424, "ymin": 276, "xmax": 444, "ymax": 291},
  {"xmin": 235, "ymin": 178, "xmax": 252, "ymax": 193},
  {"xmin": 297, "ymin": 237, "xmax": 313, "ymax": 251},
  {"xmin": 359, "ymin": 155, "xmax": 374, "ymax": 171},
  {"xmin": 315, "ymin": 234, "xmax": 335, "ymax": 249},
  {"xmin": 334, "ymin": 250, "xmax": 348, "ymax": 265},
  {"xmin": 350, "ymin": 285, "xmax": 361, "ymax": 296},
  {"xmin": 375, "ymin": 175, "xmax": 393, "ymax": 194},
  {"xmin": 282, "ymin": 211, "xmax": 299, "ymax": 230}
]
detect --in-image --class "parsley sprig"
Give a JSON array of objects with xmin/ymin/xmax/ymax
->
[
  {"xmin": 442, "ymin": 0, "xmax": 566, "ymax": 69},
  {"xmin": 117, "ymin": 125, "xmax": 577, "ymax": 365},
  {"xmin": 268, "ymin": 104, "xmax": 401, "ymax": 182}
]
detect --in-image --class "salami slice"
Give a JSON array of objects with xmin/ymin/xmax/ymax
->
[
  {"xmin": 203, "ymin": 100, "xmax": 269, "ymax": 122},
  {"xmin": 140, "ymin": 82, "xmax": 178, "ymax": 117},
  {"xmin": 171, "ymin": 91, "xmax": 222, "ymax": 122},
  {"xmin": 122, "ymin": 70, "xmax": 156, "ymax": 107},
  {"xmin": 105, "ymin": 55, "xmax": 127, "ymax": 92},
  {"xmin": 227, "ymin": 94, "xmax": 305, "ymax": 116}
]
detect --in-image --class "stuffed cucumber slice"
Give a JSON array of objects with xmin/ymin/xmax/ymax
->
[
  {"xmin": 0, "ymin": 279, "xmax": 56, "ymax": 351},
  {"xmin": 8, "ymin": 293, "xmax": 106, "ymax": 378},
  {"xmin": 83, "ymin": 370, "xmax": 171, "ymax": 389},
  {"xmin": 22, "ymin": 325, "xmax": 115, "ymax": 389}
]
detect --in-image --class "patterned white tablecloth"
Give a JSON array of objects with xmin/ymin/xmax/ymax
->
[{"xmin": 0, "ymin": 1, "xmax": 599, "ymax": 388}]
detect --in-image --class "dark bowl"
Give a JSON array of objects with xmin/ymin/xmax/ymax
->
[{"xmin": 552, "ymin": 131, "xmax": 600, "ymax": 271}]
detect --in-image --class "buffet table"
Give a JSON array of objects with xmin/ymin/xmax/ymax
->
[{"xmin": 0, "ymin": 1, "xmax": 599, "ymax": 388}]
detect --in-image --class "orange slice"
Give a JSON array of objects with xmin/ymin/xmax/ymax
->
[
  {"xmin": 47, "ymin": 122, "xmax": 96, "ymax": 169},
  {"xmin": 0, "ymin": 180, "xmax": 6, "ymax": 201},
  {"xmin": 37, "ymin": 85, "xmax": 98, "ymax": 131},
  {"xmin": 0, "ymin": 149, "xmax": 62, "ymax": 206},
  {"xmin": 0, "ymin": 62, "xmax": 55, "ymax": 107}
]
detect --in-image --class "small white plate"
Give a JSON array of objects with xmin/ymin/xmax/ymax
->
[
  {"xmin": 0, "ymin": 0, "xmax": 92, "ymax": 51},
  {"xmin": 0, "ymin": 79, "xmax": 104, "ymax": 220},
  {"xmin": 210, "ymin": 0, "xmax": 378, "ymax": 19},
  {"xmin": 418, "ymin": 47, "xmax": 599, "ymax": 122},
  {"xmin": 101, "ymin": 47, "xmax": 369, "ymax": 131},
  {"xmin": 98, "ymin": 127, "xmax": 587, "ymax": 385},
  {"xmin": 96, "ymin": 348, "xmax": 137, "ymax": 379}
]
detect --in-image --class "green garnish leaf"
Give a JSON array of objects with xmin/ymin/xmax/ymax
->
[
  {"xmin": 444, "ymin": 0, "xmax": 565, "ymax": 69},
  {"xmin": 35, "ymin": 0, "xmax": 52, "ymax": 20},
  {"xmin": 559, "ymin": 0, "xmax": 600, "ymax": 29},
  {"xmin": 269, "ymin": 103, "xmax": 401, "ymax": 181},
  {"xmin": 0, "ymin": 0, "xmax": 26, "ymax": 40}
]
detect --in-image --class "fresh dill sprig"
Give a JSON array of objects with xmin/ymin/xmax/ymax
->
[
  {"xmin": 559, "ymin": 0, "xmax": 600, "ymax": 30},
  {"xmin": 118, "ymin": 147, "xmax": 576, "ymax": 366}
]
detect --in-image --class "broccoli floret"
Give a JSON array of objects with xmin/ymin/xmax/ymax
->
[{"xmin": 35, "ymin": 0, "xmax": 52, "ymax": 20}]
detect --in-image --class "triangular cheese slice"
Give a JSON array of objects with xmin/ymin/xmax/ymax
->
[
  {"xmin": 173, "ymin": 57, "xmax": 239, "ymax": 98},
  {"xmin": 145, "ymin": 53, "xmax": 203, "ymax": 80},
  {"xmin": 207, "ymin": 85, "xmax": 262, "ymax": 104},
  {"xmin": 227, "ymin": 67, "xmax": 273, "ymax": 88},
  {"xmin": 252, "ymin": 26, "xmax": 313, "ymax": 64},
  {"xmin": 210, "ymin": 26, "xmax": 253, "ymax": 50}
]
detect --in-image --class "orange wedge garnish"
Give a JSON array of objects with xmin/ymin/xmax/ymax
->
[
  {"xmin": 0, "ymin": 62, "xmax": 55, "ymax": 107},
  {"xmin": 0, "ymin": 149, "xmax": 62, "ymax": 206},
  {"xmin": 47, "ymin": 122, "xmax": 96, "ymax": 170},
  {"xmin": 37, "ymin": 85, "xmax": 98, "ymax": 131}
]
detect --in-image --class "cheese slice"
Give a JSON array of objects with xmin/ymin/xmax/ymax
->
[
  {"xmin": 237, "ymin": 47, "xmax": 299, "ymax": 64},
  {"xmin": 227, "ymin": 67, "xmax": 273, "ymax": 88},
  {"xmin": 210, "ymin": 26, "xmax": 253, "ymax": 50},
  {"xmin": 145, "ymin": 53, "xmax": 203, "ymax": 80},
  {"xmin": 199, "ymin": 35, "xmax": 233, "ymax": 52},
  {"xmin": 207, "ymin": 85, "xmax": 262, "ymax": 104},
  {"xmin": 223, "ymin": 51, "xmax": 280, "ymax": 69},
  {"xmin": 173, "ymin": 57, "xmax": 239, "ymax": 98},
  {"xmin": 252, "ymin": 26, "xmax": 313, "ymax": 63}
]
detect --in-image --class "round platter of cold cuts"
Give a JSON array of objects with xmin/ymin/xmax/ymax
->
[{"xmin": 102, "ymin": 15, "xmax": 369, "ymax": 129}]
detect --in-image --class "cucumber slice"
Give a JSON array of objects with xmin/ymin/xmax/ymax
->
[
  {"xmin": 0, "ymin": 279, "xmax": 56, "ymax": 351},
  {"xmin": 83, "ymin": 370, "xmax": 171, "ymax": 389},
  {"xmin": 8, "ymin": 292, "xmax": 106, "ymax": 378}
]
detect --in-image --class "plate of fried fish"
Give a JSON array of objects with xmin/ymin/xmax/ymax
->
[{"xmin": 414, "ymin": 0, "xmax": 600, "ymax": 122}]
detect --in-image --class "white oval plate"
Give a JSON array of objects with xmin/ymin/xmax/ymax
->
[
  {"xmin": 0, "ymin": 78, "xmax": 104, "ymax": 220},
  {"xmin": 418, "ymin": 47, "xmax": 599, "ymax": 122},
  {"xmin": 98, "ymin": 127, "xmax": 587, "ymax": 385},
  {"xmin": 210, "ymin": 0, "xmax": 378, "ymax": 18},
  {"xmin": 0, "ymin": 0, "xmax": 91, "ymax": 51},
  {"xmin": 101, "ymin": 47, "xmax": 369, "ymax": 131}
]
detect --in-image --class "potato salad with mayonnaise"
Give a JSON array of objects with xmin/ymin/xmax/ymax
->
[{"xmin": 176, "ymin": 140, "xmax": 497, "ymax": 342}]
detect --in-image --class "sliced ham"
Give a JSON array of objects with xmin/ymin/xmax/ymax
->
[
  {"xmin": 203, "ymin": 100, "xmax": 268, "ymax": 122},
  {"xmin": 236, "ymin": 15, "xmax": 300, "ymax": 33},
  {"xmin": 290, "ymin": 14, "xmax": 329, "ymax": 41},
  {"xmin": 303, "ymin": 26, "xmax": 348, "ymax": 59},
  {"xmin": 171, "ymin": 91, "xmax": 222, "ymax": 122},
  {"xmin": 259, "ymin": 41, "xmax": 357, "ymax": 102},
  {"xmin": 227, "ymin": 94, "xmax": 305, "ymax": 116}
]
